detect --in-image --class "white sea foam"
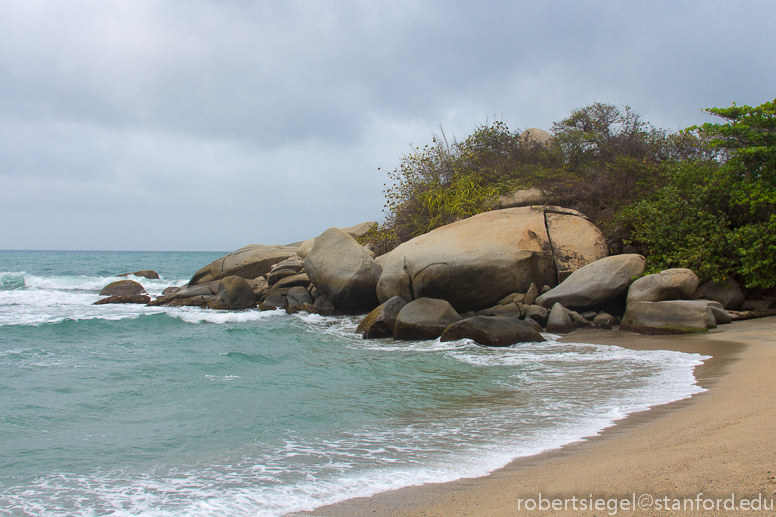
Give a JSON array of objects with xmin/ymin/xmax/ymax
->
[{"xmin": 166, "ymin": 308, "xmax": 281, "ymax": 325}]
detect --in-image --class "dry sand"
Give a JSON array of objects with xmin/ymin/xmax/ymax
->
[{"xmin": 299, "ymin": 316, "xmax": 776, "ymax": 516}]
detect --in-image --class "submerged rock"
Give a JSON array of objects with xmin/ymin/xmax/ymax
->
[
  {"xmin": 99, "ymin": 280, "xmax": 146, "ymax": 297},
  {"xmin": 441, "ymin": 316, "xmax": 545, "ymax": 347},
  {"xmin": 118, "ymin": 270, "xmax": 160, "ymax": 280},
  {"xmin": 94, "ymin": 294, "xmax": 150, "ymax": 305}
]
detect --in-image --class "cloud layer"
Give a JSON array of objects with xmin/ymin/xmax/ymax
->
[{"xmin": 1, "ymin": 0, "xmax": 774, "ymax": 250}]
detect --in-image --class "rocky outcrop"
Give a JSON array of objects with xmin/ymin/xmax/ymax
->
[
  {"xmin": 188, "ymin": 244, "xmax": 297, "ymax": 285},
  {"xmin": 626, "ymin": 268, "xmax": 699, "ymax": 304},
  {"xmin": 536, "ymin": 254, "xmax": 646, "ymax": 311},
  {"xmin": 692, "ymin": 278, "xmax": 745, "ymax": 311},
  {"xmin": 94, "ymin": 294, "xmax": 151, "ymax": 305},
  {"xmin": 209, "ymin": 276, "xmax": 256, "ymax": 310},
  {"xmin": 393, "ymin": 298, "xmax": 462, "ymax": 341},
  {"xmin": 440, "ymin": 316, "xmax": 545, "ymax": 347},
  {"xmin": 99, "ymin": 280, "xmax": 146, "ymax": 297},
  {"xmin": 377, "ymin": 206, "xmax": 607, "ymax": 313},
  {"xmin": 356, "ymin": 296, "xmax": 407, "ymax": 339},
  {"xmin": 118, "ymin": 270, "xmax": 160, "ymax": 280},
  {"xmin": 620, "ymin": 300, "xmax": 718, "ymax": 334},
  {"xmin": 304, "ymin": 228, "xmax": 382, "ymax": 311}
]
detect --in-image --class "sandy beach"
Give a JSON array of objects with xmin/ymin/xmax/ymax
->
[{"xmin": 301, "ymin": 316, "xmax": 776, "ymax": 516}]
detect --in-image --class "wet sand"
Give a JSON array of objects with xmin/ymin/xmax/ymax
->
[{"xmin": 300, "ymin": 316, "xmax": 776, "ymax": 516}]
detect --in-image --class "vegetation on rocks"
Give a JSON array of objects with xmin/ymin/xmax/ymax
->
[{"xmin": 371, "ymin": 98, "xmax": 776, "ymax": 293}]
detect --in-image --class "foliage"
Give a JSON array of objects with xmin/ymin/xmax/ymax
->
[
  {"xmin": 377, "ymin": 121, "xmax": 559, "ymax": 243},
  {"xmin": 623, "ymin": 98, "xmax": 776, "ymax": 289}
]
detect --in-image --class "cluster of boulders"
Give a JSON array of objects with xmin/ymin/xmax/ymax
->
[{"xmin": 93, "ymin": 201, "xmax": 773, "ymax": 345}]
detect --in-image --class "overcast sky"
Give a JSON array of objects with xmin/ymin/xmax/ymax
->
[{"xmin": 1, "ymin": 0, "xmax": 774, "ymax": 251}]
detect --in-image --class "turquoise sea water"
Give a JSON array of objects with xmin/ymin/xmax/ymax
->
[{"xmin": 0, "ymin": 251, "xmax": 708, "ymax": 516}]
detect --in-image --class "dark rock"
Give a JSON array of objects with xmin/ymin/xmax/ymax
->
[
  {"xmin": 582, "ymin": 311, "xmax": 598, "ymax": 320},
  {"xmin": 356, "ymin": 296, "xmax": 407, "ymax": 339},
  {"xmin": 149, "ymin": 295, "xmax": 215, "ymax": 307},
  {"xmin": 99, "ymin": 280, "xmax": 146, "ymax": 297},
  {"xmin": 260, "ymin": 294, "xmax": 288, "ymax": 310},
  {"xmin": 524, "ymin": 305, "xmax": 548, "ymax": 327},
  {"xmin": 393, "ymin": 298, "xmax": 462, "ymax": 341},
  {"xmin": 162, "ymin": 286, "xmax": 182, "ymax": 296},
  {"xmin": 313, "ymin": 295, "xmax": 336, "ymax": 314},
  {"xmin": 710, "ymin": 305, "xmax": 732, "ymax": 324},
  {"xmin": 118, "ymin": 270, "xmax": 160, "ymax": 280},
  {"xmin": 592, "ymin": 312, "xmax": 617, "ymax": 326},
  {"xmin": 491, "ymin": 303, "xmax": 524, "ymax": 318},
  {"xmin": 546, "ymin": 303, "xmax": 575, "ymax": 333},
  {"xmin": 288, "ymin": 286, "xmax": 313, "ymax": 307},
  {"xmin": 93, "ymin": 294, "xmax": 150, "ymax": 305},
  {"xmin": 691, "ymin": 278, "xmax": 744, "ymax": 310},
  {"xmin": 523, "ymin": 317, "xmax": 544, "ymax": 333},
  {"xmin": 440, "ymin": 316, "xmax": 545, "ymax": 347}
]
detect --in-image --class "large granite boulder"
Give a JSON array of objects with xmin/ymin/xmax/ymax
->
[
  {"xmin": 544, "ymin": 208, "xmax": 608, "ymax": 282},
  {"xmin": 620, "ymin": 300, "xmax": 717, "ymax": 334},
  {"xmin": 626, "ymin": 268, "xmax": 699, "ymax": 305},
  {"xmin": 440, "ymin": 316, "xmax": 545, "ymax": 347},
  {"xmin": 691, "ymin": 277, "xmax": 745, "ymax": 311},
  {"xmin": 376, "ymin": 206, "xmax": 607, "ymax": 313},
  {"xmin": 356, "ymin": 296, "xmax": 407, "ymax": 339},
  {"xmin": 99, "ymin": 280, "xmax": 146, "ymax": 297},
  {"xmin": 188, "ymin": 244, "xmax": 297, "ymax": 285},
  {"xmin": 393, "ymin": 298, "xmax": 462, "ymax": 341},
  {"xmin": 304, "ymin": 228, "xmax": 382, "ymax": 311},
  {"xmin": 536, "ymin": 254, "xmax": 646, "ymax": 311}
]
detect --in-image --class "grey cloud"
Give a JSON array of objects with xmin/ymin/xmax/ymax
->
[{"xmin": 1, "ymin": 0, "xmax": 774, "ymax": 250}]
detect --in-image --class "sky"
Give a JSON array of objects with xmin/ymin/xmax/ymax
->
[{"xmin": 1, "ymin": 0, "xmax": 774, "ymax": 251}]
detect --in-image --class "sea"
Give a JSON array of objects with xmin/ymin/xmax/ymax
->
[{"xmin": 0, "ymin": 250, "xmax": 709, "ymax": 517}]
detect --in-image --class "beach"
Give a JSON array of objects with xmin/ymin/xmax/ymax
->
[{"xmin": 303, "ymin": 316, "xmax": 776, "ymax": 516}]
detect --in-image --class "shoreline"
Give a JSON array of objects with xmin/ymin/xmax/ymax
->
[{"xmin": 298, "ymin": 317, "xmax": 776, "ymax": 516}]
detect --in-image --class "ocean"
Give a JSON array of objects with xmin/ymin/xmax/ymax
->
[{"xmin": 0, "ymin": 250, "xmax": 708, "ymax": 516}]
